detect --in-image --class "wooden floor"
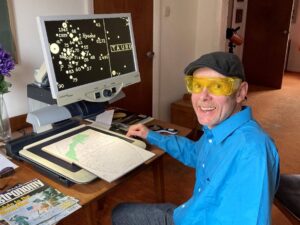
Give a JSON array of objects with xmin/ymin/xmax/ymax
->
[
  {"xmin": 97, "ymin": 72, "xmax": 300, "ymax": 225},
  {"xmin": 247, "ymin": 72, "xmax": 300, "ymax": 225}
]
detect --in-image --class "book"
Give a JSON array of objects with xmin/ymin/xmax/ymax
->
[
  {"xmin": 0, "ymin": 179, "xmax": 81, "ymax": 225},
  {"xmin": 41, "ymin": 128, "xmax": 155, "ymax": 183}
]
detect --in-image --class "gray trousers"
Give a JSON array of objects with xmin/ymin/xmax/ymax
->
[{"xmin": 112, "ymin": 203, "xmax": 177, "ymax": 225}]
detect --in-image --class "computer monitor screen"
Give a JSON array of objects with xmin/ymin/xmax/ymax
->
[{"xmin": 37, "ymin": 13, "xmax": 140, "ymax": 106}]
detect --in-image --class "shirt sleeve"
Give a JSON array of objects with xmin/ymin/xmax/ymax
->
[{"xmin": 147, "ymin": 130, "xmax": 198, "ymax": 168}]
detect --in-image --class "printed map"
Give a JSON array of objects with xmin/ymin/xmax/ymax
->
[{"xmin": 42, "ymin": 129, "xmax": 154, "ymax": 182}]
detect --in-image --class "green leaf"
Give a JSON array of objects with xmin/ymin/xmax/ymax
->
[{"xmin": 0, "ymin": 76, "xmax": 11, "ymax": 94}]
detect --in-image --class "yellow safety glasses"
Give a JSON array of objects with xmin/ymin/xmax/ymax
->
[{"xmin": 184, "ymin": 75, "xmax": 242, "ymax": 96}]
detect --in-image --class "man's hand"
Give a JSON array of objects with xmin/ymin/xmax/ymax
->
[{"xmin": 126, "ymin": 123, "xmax": 149, "ymax": 139}]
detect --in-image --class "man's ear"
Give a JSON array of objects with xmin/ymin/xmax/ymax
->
[{"xmin": 236, "ymin": 81, "xmax": 248, "ymax": 103}]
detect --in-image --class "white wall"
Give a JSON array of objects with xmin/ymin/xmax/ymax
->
[
  {"xmin": 156, "ymin": 0, "xmax": 228, "ymax": 121},
  {"xmin": 6, "ymin": 0, "xmax": 92, "ymax": 117},
  {"xmin": 287, "ymin": 0, "xmax": 300, "ymax": 72},
  {"xmin": 195, "ymin": 0, "xmax": 229, "ymax": 55},
  {"xmin": 156, "ymin": 0, "xmax": 198, "ymax": 121}
]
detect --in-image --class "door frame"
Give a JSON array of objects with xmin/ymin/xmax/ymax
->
[{"xmin": 152, "ymin": 0, "xmax": 161, "ymax": 118}]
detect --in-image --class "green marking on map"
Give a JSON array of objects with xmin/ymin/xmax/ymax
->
[{"xmin": 65, "ymin": 133, "xmax": 89, "ymax": 161}]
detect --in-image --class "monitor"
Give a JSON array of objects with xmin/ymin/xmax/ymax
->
[{"xmin": 37, "ymin": 13, "xmax": 140, "ymax": 106}]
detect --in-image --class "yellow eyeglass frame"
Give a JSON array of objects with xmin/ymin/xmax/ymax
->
[{"xmin": 184, "ymin": 75, "xmax": 242, "ymax": 96}]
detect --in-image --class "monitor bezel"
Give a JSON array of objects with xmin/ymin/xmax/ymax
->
[{"xmin": 37, "ymin": 13, "xmax": 140, "ymax": 106}]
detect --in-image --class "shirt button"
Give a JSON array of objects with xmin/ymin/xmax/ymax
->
[
  {"xmin": 198, "ymin": 188, "xmax": 201, "ymax": 192},
  {"xmin": 208, "ymin": 139, "xmax": 212, "ymax": 143},
  {"xmin": 181, "ymin": 204, "xmax": 186, "ymax": 208},
  {"xmin": 202, "ymin": 163, "xmax": 205, "ymax": 168}
]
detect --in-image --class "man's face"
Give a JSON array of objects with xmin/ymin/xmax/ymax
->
[{"xmin": 191, "ymin": 67, "xmax": 247, "ymax": 129}]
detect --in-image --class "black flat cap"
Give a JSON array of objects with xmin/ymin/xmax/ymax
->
[{"xmin": 184, "ymin": 51, "xmax": 246, "ymax": 81}]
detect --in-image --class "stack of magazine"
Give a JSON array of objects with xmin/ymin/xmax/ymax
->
[{"xmin": 0, "ymin": 179, "xmax": 81, "ymax": 225}]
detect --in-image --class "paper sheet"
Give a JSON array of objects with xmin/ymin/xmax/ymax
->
[
  {"xmin": 92, "ymin": 109, "xmax": 114, "ymax": 129},
  {"xmin": 0, "ymin": 154, "xmax": 18, "ymax": 171}
]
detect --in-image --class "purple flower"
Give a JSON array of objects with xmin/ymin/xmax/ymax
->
[
  {"xmin": 0, "ymin": 47, "xmax": 15, "ymax": 76},
  {"xmin": 0, "ymin": 47, "xmax": 15, "ymax": 94}
]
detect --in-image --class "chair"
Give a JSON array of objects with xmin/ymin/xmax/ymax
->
[{"xmin": 274, "ymin": 174, "xmax": 300, "ymax": 224}]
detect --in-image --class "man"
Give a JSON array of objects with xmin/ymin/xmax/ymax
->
[{"xmin": 112, "ymin": 52, "xmax": 280, "ymax": 225}]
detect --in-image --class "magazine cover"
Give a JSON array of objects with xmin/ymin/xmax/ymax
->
[{"xmin": 0, "ymin": 179, "xmax": 81, "ymax": 225}]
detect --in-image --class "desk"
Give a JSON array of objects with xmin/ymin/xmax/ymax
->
[{"xmin": 1, "ymin": 120, "xmax": 191, "ymax": 225}]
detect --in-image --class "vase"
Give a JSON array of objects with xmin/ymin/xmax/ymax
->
[{"xmin": 0, "ymin": 93, "xmax": 11, "ymax": 141}]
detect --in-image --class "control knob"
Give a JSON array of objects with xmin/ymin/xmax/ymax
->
[{"xmin": 103, "ymin": 89, "xmax": 112, "ymax": 97}]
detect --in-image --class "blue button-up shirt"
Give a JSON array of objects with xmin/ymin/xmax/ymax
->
[{"xmin": 147, "ymin": 106, "xmax": 280, "ymax": 225}]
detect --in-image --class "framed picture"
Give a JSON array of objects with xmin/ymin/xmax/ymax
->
[
  {"xmin": 0, "ymin": 0, "xmax": 18, "ymax": 62},
  {"xmin": 235, "ymin": 9, "xmax": 243, "ymax": 23}
]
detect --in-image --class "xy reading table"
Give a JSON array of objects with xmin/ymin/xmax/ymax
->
[{"xmin": 1, "ymin": 120, "xmax": 191, "ymax": 225}]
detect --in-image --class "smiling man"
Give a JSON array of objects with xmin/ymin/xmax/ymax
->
[{"xmin": 112, "ymin": 52, "xmax": 280, "ymax": 225}]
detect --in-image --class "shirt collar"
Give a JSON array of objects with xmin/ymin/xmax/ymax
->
[{"xmin": 202, "ymin": 106, "xmax": 253, "ymax": 144}]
